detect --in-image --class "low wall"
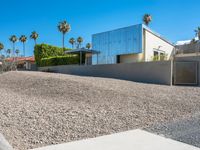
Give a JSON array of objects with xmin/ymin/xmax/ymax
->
[
  {"xmin": 39, "ymin": 61, "xmax": 173, "ymax": 85},
  {"xmin": 175, "ymin": 56, "xmax": 200, "ymax": 86}
]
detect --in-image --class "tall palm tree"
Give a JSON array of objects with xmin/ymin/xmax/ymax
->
[
  {"xmin": 0, "ymin": 43, "xmax": 4, "ymax": 55},
  {"xmin": 7, "ymin": 49, "xmax": 11, "ymax": 57},
  {"xmin": 195, "ymin": 27, "xmax": 200, "ymax": 40},
  {"xmin": 77, "ymin": 37, "xmax": 83, "ymax": 48},
  {"xmin": 86, "ymin": 43, "xmax": 91, "ymax": 49},
  {"xmin": 143, "ymin": 14, "xmax": 152, "ymax": 26},
  {"xmin": 58, "ymin": 20, "xmax": 71, "ymax": 50},
  {"xmin": 15, "ymin": 49, "xmax": 20, "ymax": 57},
  {"xmin": 30, "ymin": 31, "xmax": 39, "ymax": 45},
  {"xmin": 69, "ymin": 37, "xmax": 75, "ymax": 49},
  {"xmin": 9, "ymin": 35, "xmax": 18, "ymax": 57},
  {"xmin": 19, "ymin": 35, "xmax": 27, "ymax": 56}
]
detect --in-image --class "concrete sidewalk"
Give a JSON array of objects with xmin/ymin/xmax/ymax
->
[
  {"xmin": 31, "ymin": 129, "xmax": 200, "ymax": 150},
  {"xmin": 0, "ymin": 133, "xmax": 13, "ymax": 150}
]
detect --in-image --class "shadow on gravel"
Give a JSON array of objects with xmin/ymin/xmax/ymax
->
[{"xmin": 144, "ymin": 113, "xmax": 200, "ymax": 148}]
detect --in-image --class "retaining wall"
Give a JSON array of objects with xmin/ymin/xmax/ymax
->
[{"xmin": 39, "ymin": 61, "xmax": 173, "ymax": 85}]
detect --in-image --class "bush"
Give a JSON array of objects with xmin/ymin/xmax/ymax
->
[
  {"xmin": 40, "ymin": 56, "xmax": 79, "ymax": 67},
  {"xmin": 34, "ymin": 44, "xmax": 71, "ymax": 66}
]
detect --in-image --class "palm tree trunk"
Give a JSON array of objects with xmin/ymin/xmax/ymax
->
[
  {"xmin": 63, "ymin": 33, "xmax": 65, "ymax": 50},
  {"xmin": 23, "ymin": 42, "xmax": 25, "ymax": 57},
  {"xmin": 34, "ymin": 39, "xmax": 37, "ymax": 46},
  {"xmin": 13, "ymin": 43, "xmax": 15, "ymax": 62}
]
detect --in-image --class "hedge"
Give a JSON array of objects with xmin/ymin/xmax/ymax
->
[
  {"xmin": 40, "ymin": 56, "xmax": 79, "ymax": 67},
  {"xmin": 34, "ymin": 44, "xmax": 72, "ymax": 66}
]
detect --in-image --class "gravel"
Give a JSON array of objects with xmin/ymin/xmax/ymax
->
[
  {"xmin": 0, "ymin": 71, "xmax": 200, "ymax": 150},
  {"xmin": 145, "ymin": 113, "xmax": 200, "ymax": 148}
]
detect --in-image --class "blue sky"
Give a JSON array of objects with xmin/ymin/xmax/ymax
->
[{"xmin": 0, "ymin": 0, "xmax": 199, "ymax": 56}]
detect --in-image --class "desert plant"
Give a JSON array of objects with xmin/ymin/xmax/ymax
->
[
  {"xmin": 77, "ymin": 37, "xmax": 83, "ymax": 48},
  {"xmin": 69, "ymin": 37, "xmax": 75, "ymax": 49},
  {"xmin": 30, "ymin": 31, "xmax": 39, "ymax": 45},
  {"xmin": 143, "ymin": 14, "xmax": 152, "ymax": 26},
  {"xmin": 58, "ymin": 20, "xmax": 71, "ymax": 50},
  {"xmin": 19, "ymin": 35, "xmax": 27, "ymax": 56},
  {"xmin": 86, "ymin": 43, "xmax": 91, "ymax": 49}
]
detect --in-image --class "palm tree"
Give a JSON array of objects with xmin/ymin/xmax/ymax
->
[
  {"xmin": 195, "ymin": 27, "xmax": 200, "ymax": 40},
  {"xmin": 19, "ymin": 35, "xmax": 27, "ymax": 56},
  {"xmin": 77, "ymin": 37, "xmax": 83, "ymax": 48},
  {"xmin": 69, "ymin": 37, "xmax": 75, "ymax": 49},
  {"xmin": 58, "ymin": 20, "xmax": 71, "ymax": 50},
  {"xmin": 6, "ymin": 49, "xmax": 11, "ymax": 57},
  {"xmin": 143, "ymin": 14, "xmax": 152, "ymax": 26},
  {"xmin": 190, "ymin": 38, "xmax": 197, "ymax": 44},
  {"xmin": 30, "ymin": 31, "xmax": 39, "ymax": 45},
  {"xmin": 9, "ymin": 35, "xmax": 18, "ymax": 56},
  {"xmin": 86, "ymin": 43, "xmax": 91, "ymax": 49},
  {"xmin": 0, "ymin": 43, "xmax": 4, "ymax": 55},
  {"xmin": 15, "ymin": 49, "xmax": 20, "ymax": 57}
]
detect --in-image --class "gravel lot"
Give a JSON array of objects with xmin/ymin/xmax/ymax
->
[{"xmin": 0, "ymin": 71, "xmax": 200, "ymax": 150}]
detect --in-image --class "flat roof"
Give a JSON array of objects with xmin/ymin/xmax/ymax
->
[{"xmin": 65, "ymin": 48, "xmax": 100, "ymax": 54}]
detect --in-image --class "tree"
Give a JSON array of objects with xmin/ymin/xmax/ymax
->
[
  {"xmin": 190, "ymin": 38, "xmax": 197, "ymax": 44},
  {"xmin": 77, "ymin": 37, "xmax": 83, "ymax": 48},
  {"xmin": 195, "ymin": 27, "xmax": 200, "ymax": 40},
  {"xmin": 9, "ymin": 35, "xmax": 18, "ymax": 56},
  {"xmin": 58, "ymin": 20, "xmax": 71, "ymax": 50},
  {"xmin": 69, "ymin": 37, "xmax": 75, "ymax": 49},
  {"xmin": 7, "ymin": 49, "xmax": 11, "ymax": 57},
  {"xmin": 0, "ymin": 43, "xmax": 4, "ymax": 55},
  {"xmin": 19, "ymin": 35, "xmax": 27, "ymax": 56},
  {"xmin": 15, "ymin": 49, "xmax": 20, "ymax": 57},
  {"xmin": 86, "ymin": 43, "xmax": 91, "ymax": 49},
  {"xmin": 30, "ymin": 31, "xmax": 39, "ymax": 45},
  {"xmin": 143, "ymin": 14, "xmax": 152, "ymax": 26}
]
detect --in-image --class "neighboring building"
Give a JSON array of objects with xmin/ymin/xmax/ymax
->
[
  {"xmin": 91, "ymin": 24, "xmax": 174, "ymax": 65},
  {"xmin": 175, "ymin": 39, "xmax": 200, "ymax": 56},
  {"xmin": 5, "ymin": 56, "xmax": 35, "ymax": 70}
]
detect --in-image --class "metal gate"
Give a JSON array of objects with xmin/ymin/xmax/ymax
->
[{"xmin": 174, "ymin": 61, "xmax": 198, "ymax": 85}]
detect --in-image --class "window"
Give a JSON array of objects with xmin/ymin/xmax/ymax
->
[
  {"xmin": 160, "ymin": 52, "xmax": 165, "ymax": 60},
  {"xmin": 153, "ymin": 51, "xmax": 166, "ymax": 61},
  {"xmin": 154, "ymin": 51, "xmax": 159, "ymax": 56}
]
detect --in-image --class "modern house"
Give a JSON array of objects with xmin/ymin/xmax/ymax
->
[{"xmin": 91, "ymin": 24, "xmax": 174, "ymax": 65}]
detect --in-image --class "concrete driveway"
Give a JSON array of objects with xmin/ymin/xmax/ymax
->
[{"xmin": 31, "ymin": 129, "xmax": 200, "ymax": 150}]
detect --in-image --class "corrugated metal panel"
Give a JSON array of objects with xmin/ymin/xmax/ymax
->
[{"xmin": 92, "ymin": 24, "xmax": 143, "ymax": 64}]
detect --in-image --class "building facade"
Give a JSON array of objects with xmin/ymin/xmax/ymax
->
[{"xmin": 92, "ymin": 24, "xmax": 174, "ymax": 65}]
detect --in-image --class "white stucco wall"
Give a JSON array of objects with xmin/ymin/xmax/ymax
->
[
  {"xmin": 119, "ymin": 53, "xmax": 144, "ymax": 63},
  {"xmin": 144, "ymin": 29, "xmax": 174, "ymax": 61}
]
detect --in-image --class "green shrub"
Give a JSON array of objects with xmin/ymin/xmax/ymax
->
[
  {"xmin": 34, "ymin": 43, "xmax": 71, "ymax": 66},
  {"xmin": 40, "ymin": 56, "xmax": 79, "ymax": 67}
]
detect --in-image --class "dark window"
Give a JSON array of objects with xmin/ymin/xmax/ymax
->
[
  {"xmin": 116, "ymin": 55, "xmax": 120, "ymax": 63},
  {"xmin": 154, "ymin": 51, "xmax": 159, "ymax": 56}
]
